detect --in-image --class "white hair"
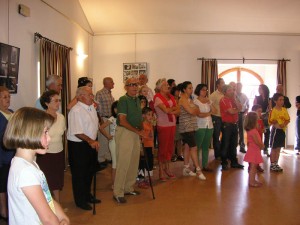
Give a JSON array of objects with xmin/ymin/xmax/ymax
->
[{"xmin": 45, "ymin": 75, "xmax": 61, "ymax": 88}]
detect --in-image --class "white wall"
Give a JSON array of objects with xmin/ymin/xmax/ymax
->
[
  {"xmin": 0, "ymin": 0, "xmax": 91, "ymax": 109},
  {"xmin": 92, "ymin": 33, "xmax": 300, "ymax": 146}
]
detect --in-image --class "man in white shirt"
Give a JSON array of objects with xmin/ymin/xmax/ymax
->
[
  {"xmin": 67, "ymin": 86, "xmax": 100, "ymax": 210},
  {"xmin": 236, "ymin": 82, "xmax": 249, "ymax": 153}
]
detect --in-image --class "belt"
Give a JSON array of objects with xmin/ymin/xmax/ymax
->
[
  {"xmin": 238, "ymin": 112, "xmax": 246, "ymax": 114},
  {"xmin": 101, "ymin": 116, "xmax": 110, "ymax": 118}
]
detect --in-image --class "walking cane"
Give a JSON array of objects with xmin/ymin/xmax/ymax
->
[
  {"xmin": 93, "ymin": 170, "xmax": 96, "ymax": 215},
  {"xmin": 142, "ymin": 144, "xmax": 155, "ymax": 200}
]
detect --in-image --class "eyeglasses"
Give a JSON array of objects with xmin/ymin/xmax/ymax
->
[
  {"xmin": 51, "ymin": 99, "xmax": 61, "ymax": 103},
  {"xmin": 201, "ymin": 89, "xmax": 208, "ymax": 92},
  {"xmin": 126, "ymin": 83, "xmax": 138, "ymax": 87}
]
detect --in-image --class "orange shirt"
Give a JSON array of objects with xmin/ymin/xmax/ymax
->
[{"xmin": 142, "ymin": 121, "xmax": 154, "ymax": 147}]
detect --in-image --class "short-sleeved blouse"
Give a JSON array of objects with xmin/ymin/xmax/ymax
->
[{"xmin": 194, "ymin": 99, "xmax": 213, "ymax": 129}]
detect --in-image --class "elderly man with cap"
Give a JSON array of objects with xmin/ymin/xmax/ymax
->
[
  {"xmin": 295, "ymin": 95, "xmax": 300, "ymax": 155},
  {"xmin": 113, "ymin": 78, "xmax": 146, "ymax": 204},
  {"xmin": 219, "ymin": 84, "xmax": 244, "ymax": 170}
]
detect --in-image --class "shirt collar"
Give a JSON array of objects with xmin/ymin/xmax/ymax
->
[{"xmin": 78, "ymin": 101, "xmax": 92, "ymax": 111}]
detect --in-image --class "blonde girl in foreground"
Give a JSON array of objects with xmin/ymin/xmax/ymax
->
[{"xmin": 4, "ymin": 107, "xmax": 69, "ymax": 225}]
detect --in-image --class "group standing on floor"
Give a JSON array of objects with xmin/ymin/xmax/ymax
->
[{"xmin": 0, "ymin": 74, "xmax": 299, "ymax": 223}]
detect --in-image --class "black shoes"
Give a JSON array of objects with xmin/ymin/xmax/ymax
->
[
  {"xmin": 221, "ymin": 165, "xmax": 229, "ymax": 171},
  {"xmin": 77, "ymin": 203, "xmax": 92, "ymax": 210},
  {"xmin": 88, "ymin": 195, "xmax": 101, "ymax": 204},
  {"xmin": 96, "ymin": 161, "xmax": 107, "ymax": 172},
  {"xmin": 124, "ymin": 190, "xmax": 140, "ymax": 196},
  {"xmin": 231, "ymin": 163, "xmax": 244, "ymax": 169},
  {"xmin": 177, "ymin": 155, "xmax": 184, "ymax": 161},
  {"xmin": 113, "ymin": 196, "xmax": 127, "ymax": 204},
  {"xmin": 239, "ymin": 148, "xmax": 247, "ymax": 153}
]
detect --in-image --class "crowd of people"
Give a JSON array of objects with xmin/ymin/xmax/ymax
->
[{"xmin": 0, "ymin": 73, "xmax": 299, "ymax": 223}]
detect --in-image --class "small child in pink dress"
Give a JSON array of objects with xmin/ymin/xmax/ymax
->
[{"xmin": 244, "ymin": 112, "xmax": 265, "ymax": 187}]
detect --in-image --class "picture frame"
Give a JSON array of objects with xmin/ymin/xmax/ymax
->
[
  {"xmin": 0, "ymin": 43, "xmax": 20, "ymax": 93},
  {"xmin": 123, "ymin": 62, "xmax": 147, "ymax": 83}
]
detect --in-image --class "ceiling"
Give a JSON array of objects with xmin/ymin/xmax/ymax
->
[{"xmin": 78, "ymin": 0, "xmax": 300, "ymax": 35}]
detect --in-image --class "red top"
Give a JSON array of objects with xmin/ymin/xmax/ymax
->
[{"xmin": 220, "ymin": 96, "xmax": 238, "ymax": 123}]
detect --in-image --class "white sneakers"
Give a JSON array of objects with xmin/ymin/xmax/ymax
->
[
  {"xmin": 183, "ymin": 167, "xmax": 197, "ymax": 176},
  {"xmin": 183, "ymin": 166, "xmax": 206, "ymax": 180}
]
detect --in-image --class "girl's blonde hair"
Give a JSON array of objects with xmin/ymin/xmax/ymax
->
[
  {"xmin": 4, "ymin": 107, "xmax": 54, "ymax": 150},
  {"xmin": 244, "ymin": 112, "xmax": 258, "ymax": 131}
]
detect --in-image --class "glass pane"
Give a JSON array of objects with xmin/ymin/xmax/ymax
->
[{"xmin": 222, "ymin": 72, "xmax": 237, "ymax": 84}]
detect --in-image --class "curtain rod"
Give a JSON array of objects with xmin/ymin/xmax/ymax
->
[
  {"xmin": 34, "ymin": 32, "xmax": 73, "ymax": 50},
  {"xmin": 197, "ymin": 57, "xmax": 291, "ymax": 63}
]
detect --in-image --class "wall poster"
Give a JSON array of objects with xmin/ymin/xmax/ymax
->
[
  {"xmin": 0, "ymin": 43, "xmax": 20, "ymax": 93},
  {"xmin": 123, "ymin": 62, "xmax": 147, "ymax": 83}
]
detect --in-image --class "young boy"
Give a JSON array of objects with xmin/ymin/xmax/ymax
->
[
  {"xmin": 138, "ymin": 107, "xmax": 154, "ymax": 188},
  {"xmin": 269, "ymin": 93, "xmax": 290, "ymax": 172},
  {"xmin": 295, "ymin": 96, "xmax": 300, "ymax": 155}
]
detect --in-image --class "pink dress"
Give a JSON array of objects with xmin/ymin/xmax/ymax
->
[{"xmin": 244, "ymin": 129, "xmax": 263, "ymax": 164}]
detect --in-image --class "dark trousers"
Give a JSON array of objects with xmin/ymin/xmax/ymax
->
[
  {"xmin": 221, "ymin": 123, "xmax": 238, "ymax": 166},
  {"xmin": 295, "ymin": 116, "xmax": 300, "ymax": 150},
  {"xmin": 238, "ymin": 113, "xmax": 245, "ymax": 148},
  {"xmin": 68, "ymin": 140, "xmax": 97, "ymax": 206},
  {"xmin": 264, "ymin": 128, "xmax": 270, "ymax": 149},
  {"xmin": 212, "ymin": 115, "xmax": 222, "ymax": 158},
  {"xmin": 139, "ymin": 147, "xmax": 154, "ymax": 171}
]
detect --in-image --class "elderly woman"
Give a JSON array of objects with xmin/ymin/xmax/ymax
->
[
  {"xmin": 194, "ymin": 84, "xmax": 216, "ymax": 171},
  {"xmin": 179, "ymin": 81, "xmax": 206, "ymax": 180},
  {"xmin": 154, "ymin": 78, "xmax": 180, "ymax": 181},
  {"xmin": 36, "ymin": 90, "xmax": 66, "ymax": 202},
  {"xmin": 0, "ymin": 86, "xmax": 14, "ymax": 221}
]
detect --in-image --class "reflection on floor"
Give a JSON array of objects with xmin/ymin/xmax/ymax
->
[{"xmin": 1, "ymin": 149, "xmax": 300, "ymax": 225}]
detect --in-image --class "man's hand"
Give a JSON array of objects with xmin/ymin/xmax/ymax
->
[{"xmin": 89, "ymin": 140, "xmax": 100, "ymax": 151}]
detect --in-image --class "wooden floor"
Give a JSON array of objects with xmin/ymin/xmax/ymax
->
[{"xmin": 2, "ymin": 149, "xmax": 300, "ymax": 225}]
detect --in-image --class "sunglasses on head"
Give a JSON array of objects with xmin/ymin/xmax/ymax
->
[{"xmin": 126, "ymin": 83, "xmax": 138, "ymax": 87}]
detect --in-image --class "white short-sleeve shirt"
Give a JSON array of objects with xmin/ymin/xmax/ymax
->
[
  {"xmin": 8, "ymin": 157, "xmax": 55, "ymax": 225},
  {"xmin": 194, "ymin": 99, "xmax": 214, "ymax": 129},
  {"xmin": 67, "ymin": 101, "xmax": 99, "ymax": 142}
]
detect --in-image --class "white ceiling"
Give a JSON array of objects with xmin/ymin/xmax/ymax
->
[{"xmin": 78, "ymin": 0, "xmax": 300, "ymax": 35}]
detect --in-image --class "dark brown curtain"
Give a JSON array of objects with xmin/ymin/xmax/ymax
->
[
  {"xmin": 37, "ymin": 37, "xmax": 71, "ymax": 167},
  {"xmin": 201, "ymin": 59, "xmax": 218, "ymax": 95},
  {"xmin": 277, "ymin": 60, "xmax": 287, "ymax": 95},
  {"xmin": 38, "ymin": 38, "xmax": 71, "ymax": 117}
]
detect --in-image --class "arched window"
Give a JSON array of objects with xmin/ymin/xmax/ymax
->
[{"xmin": 218, "ymin": 67, "xmax": 265, "ymax": 109}]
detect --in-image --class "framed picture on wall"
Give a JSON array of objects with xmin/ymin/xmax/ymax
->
[
  {"xmin": 0, "ymin": 43, "xmax": 20, "ymax": 93},
  {"xmin": 123, "ymin": 62, "xmax": 147, "ymax": 82}
]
